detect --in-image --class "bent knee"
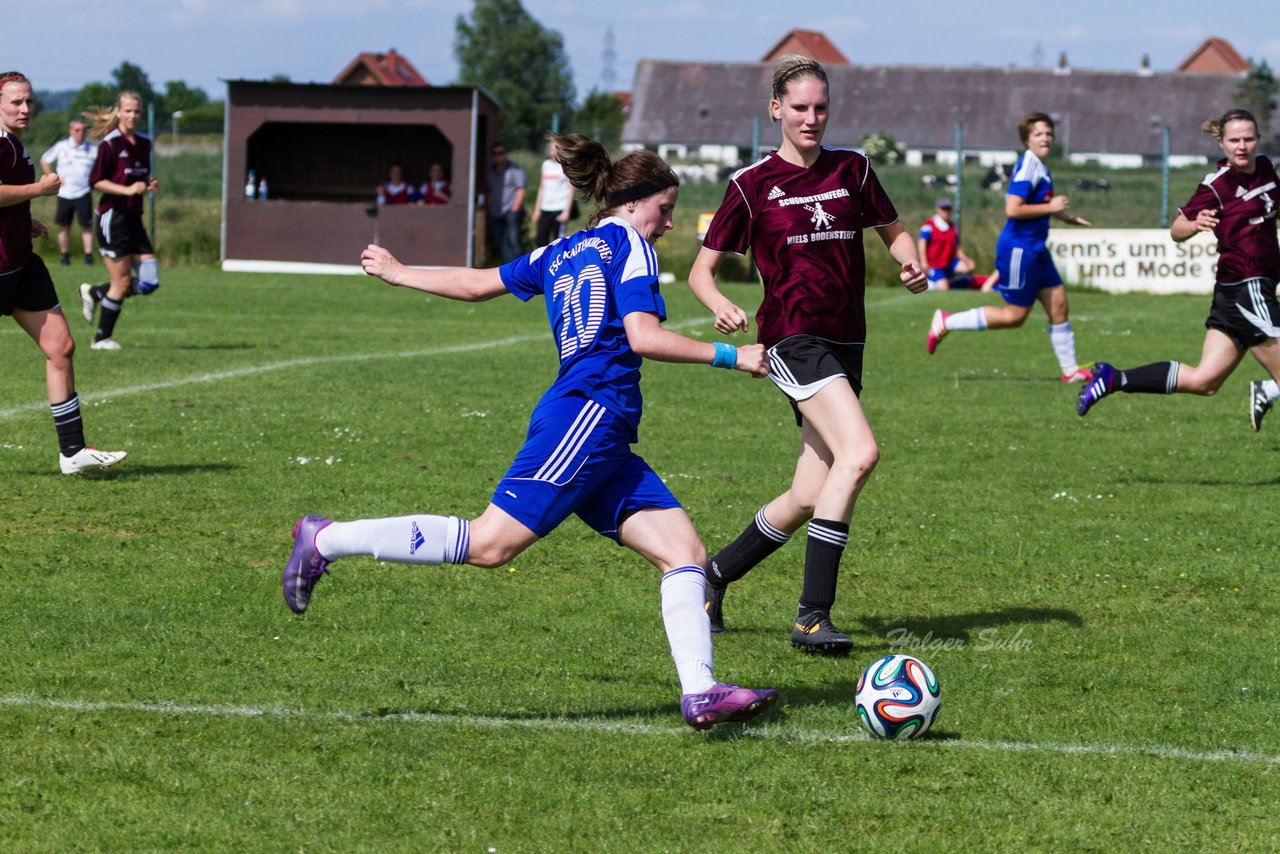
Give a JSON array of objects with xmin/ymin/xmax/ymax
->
[
  {"xmin": 465, "ymin": 541, "xmax": 519, "ymax": 568},
  {"xmin": 1181, "ymin": 374, "xmax": 1224, "ymax": 396}
]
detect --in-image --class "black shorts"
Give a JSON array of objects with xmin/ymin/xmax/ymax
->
[
  {"xmin": 1205, "ymin": 278, "xmax": 1280, "ymax": 349},
  {"xmin": 766, "ymin": 334, "xmax": 864, "ymax": 426},
  {"xmin": 54, "ymin": 194, "xmax": 93, "ymax": 228},
  {"xmin": 0, "ymin": 254, "xmax": 59, "ymax": 317},
  {"xmin": 96, "ymin": 208, "xmax": 154, "ymax": 258}
]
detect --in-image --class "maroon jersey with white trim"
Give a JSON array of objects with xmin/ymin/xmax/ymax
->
[
  {"xmin": 0, "ymin": 131, "xmax": 34, "ymax": 273},
  {"xmin": 1179, "ymin": 155, "xmax": 1280, "ymax": 284},
  {"xmin": 91, "ymin": 129, "xmax": 152, "ymax": 218},
  {"xmin": 702, "ymin": 148, "xmax": 899, "ymax": 347}
]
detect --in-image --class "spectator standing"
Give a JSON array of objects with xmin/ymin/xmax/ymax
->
[
  {"xmin": 39, "ymin": 118, "xmax": 96, "ymax": 267},
  {"xmin": 487, "ymin": 142, "xmax": 526, "ymax": 263},
  {"xmin": 533, "ymin": 139, "xmax": 574, "ymax": 246}
]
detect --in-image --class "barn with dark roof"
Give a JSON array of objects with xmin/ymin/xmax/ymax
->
[{"xmin": 623, "ymin": 47, "xmax": 1246, "ymax": 170}]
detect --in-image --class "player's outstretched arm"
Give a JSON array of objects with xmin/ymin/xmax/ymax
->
[
  {"xmin": 622, "ymin": 311, "xmax": 768, "ymax": 377},
  {"xmin": 687, "ymin": 246, "xmax": 750, "ymax": 334},
  {"xmin": 360, "ymin": 243, "xmax": 507, "ymax": 302}
]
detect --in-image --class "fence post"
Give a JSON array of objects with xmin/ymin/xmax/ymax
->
[
  {"xmin": 1161, "ymin": 125, "xmax": 1171, "ymax": 228},
  {"xmin": 954, "ymin": 121, "xmax": 964, "ymax": 234},
  {"xmin": 148, "ymin": 102, "xmax": 156, "ymax": 242}
]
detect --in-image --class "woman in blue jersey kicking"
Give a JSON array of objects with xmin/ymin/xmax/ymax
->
[
  {"xmin": 926, "ymin": 112, "xmax": 1093, "ymax": 383},
  {"xmin": 282, "ymin": 133, "xmax": 778, "ymax": 731}
]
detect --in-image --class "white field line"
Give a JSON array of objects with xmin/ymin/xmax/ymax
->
[
  {"xmin": 2, "ymin": 694, "xmax": 1277, "ymax": 766},
  {"xmin": 0, "ymin": 319, "xmax": 708, "ymax": 420}
]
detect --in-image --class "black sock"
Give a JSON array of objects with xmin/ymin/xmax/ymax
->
[
  {"xmin": 798, "ymin": 519, "xmax": 849, "ymax": 618},
  {"xmin": 1118, "ymin": 362, "xmax": 1179, "ymax": 394},
  {"xmin": 90, "ymin": 283, "xmax": 110, "ymax": 301},
  {"xmin": 59, "ymin": 253, "xmax": 69, "ymax": 264},
  {"xmin": 51, "ymin": 395, "xmax": 86, "ymax": 456},
  {"xmin": 96, "ymin": 296, "xmax": 123, "ymax": 341},
  {"xmin": 707, "ymin": 507, "xmax": 790, "ymax": 588}
]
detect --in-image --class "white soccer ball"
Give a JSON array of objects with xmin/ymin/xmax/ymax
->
[{"xmin": 855, "ymin": 654, "xmax": 941, "ymax": 740}]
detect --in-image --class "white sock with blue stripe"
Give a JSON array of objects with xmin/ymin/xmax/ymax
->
[
  {"xmin": 946, "ymin": 307, "xmax": 988, "ymax": 331},
  {"xmin": 1049, "ymin": 322, "xmax": 1079, "ymax": 374},
  {"xmin": 315, "ymin": 515, "xmax": 469, "ymax": 564},
  {"xmin": 661, "ymin": 565, "xmax": 716, "ymax": 694}
]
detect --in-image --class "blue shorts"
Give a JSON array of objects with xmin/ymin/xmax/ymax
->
[
  {"xmin": 491, "ymin": 395, "xmax": 681, "ymax": 540},
  {"xmin": 994, "ymin": 243, "xmax": 1062, "ymax": 308},
  {"xmin": 926, "ymin": 259, "xmax": 959, "ymax": 283}
]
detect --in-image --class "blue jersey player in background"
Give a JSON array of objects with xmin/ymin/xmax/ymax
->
[
  {"xmin": 282, "ymin": 133, "xmax": 778, "ymax": 731},
  {"xmin": 927, "ymin": 112, "xmax": 1094, "ymax": 383}
]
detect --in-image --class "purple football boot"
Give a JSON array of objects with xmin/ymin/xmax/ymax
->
[
  {"xmin": 283, "ymin": 515, "xmax": 333, "ymax": 613},
  {"xmin": 1076, "ymin": 362, "xmax": 1117, "ymax": 417},
  {"xmin": 680, "ymin": 683, "xmax": 778, "ymax": 731}
]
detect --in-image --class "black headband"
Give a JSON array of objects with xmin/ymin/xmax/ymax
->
[{"xmin": 605, "ymin": 172, "xmax": 678, "ymax": 207}]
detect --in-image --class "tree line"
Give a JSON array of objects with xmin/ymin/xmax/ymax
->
[{"xmin": 31, "ymin": 61, "xmax": 223, "ymax": 151}]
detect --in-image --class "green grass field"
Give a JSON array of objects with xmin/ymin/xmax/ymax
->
[{"xmin": 3, "ymin": 268, "xmax": 1279, "ymax": 850}]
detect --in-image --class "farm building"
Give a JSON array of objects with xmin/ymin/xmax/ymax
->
[{"xmin": 623, "ymin": 35, "xmax": 1250, "ymax": 171}]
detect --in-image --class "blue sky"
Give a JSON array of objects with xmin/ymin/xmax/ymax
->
[{"xmin": 9, "ymin": 1, "xmax": 1279, "ymax": 99}]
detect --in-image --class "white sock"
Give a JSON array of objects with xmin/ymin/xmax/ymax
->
[
  {"xmin": 660, "ymin": 566, "xmax": 716, "ymax": 695},
  {"xmin": 315, "ymin": 515, "xmax": 469, "ymax": 565},
  {"xmin": 1263, "ymin": 379, "xmax": 1280, "ymax": 402},
  {"xmin": 945, "ymin": 307, "xmax": 988, "ymax": 331},
  {"xmin": 1048, "ymin": 322, "xmax": 1078, "ymax": 373}
]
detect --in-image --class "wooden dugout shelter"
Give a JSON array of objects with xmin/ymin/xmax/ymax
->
[{"xmin": 222, "ymin": 80, "xmax": 503, "ymax": 273}]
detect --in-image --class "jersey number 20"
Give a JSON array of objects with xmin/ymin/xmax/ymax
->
[{"xmin": 552, "ymin": 265, "xmax": 606, "ymax": 361}]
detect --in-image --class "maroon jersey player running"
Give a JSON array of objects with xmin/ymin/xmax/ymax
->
[
  {"xmin": 688, "ymin": 55, "xmax": 927, "ymax": 654},
  {"xmin": 78, "ymin": 90, "xmax": 160, "ymax": 351},
  {"xmin": 1078, "ymin": 108, "xmax": 1280, "ymax": 420},
  {"xmin": 0, "ymin": 72, "xmax": 125, "ymax": 474}
]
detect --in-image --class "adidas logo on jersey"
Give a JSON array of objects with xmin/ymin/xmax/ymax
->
[
  {"xmin": 409, "ymin": 521, "xmax": 425, "ymax": 554},
  {"xmin": 767, "ymin": 186, "xmax": 785, "ymax": 200}
]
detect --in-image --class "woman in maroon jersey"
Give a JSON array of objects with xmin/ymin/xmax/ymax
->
[
  {"xmin": 0, "ymin": 72, "xmax": 126, "ymax": 473},
  {"xmin": 77, "ymin": 90, "xmax": 160, "ymax": 350},
  {"xmin": 687, "ymin": 55, "xmax": 927, "ymax": 654},
  {"xmin": 1077, "ymin": 108, "xmax": 1280, "ymax": 419}
]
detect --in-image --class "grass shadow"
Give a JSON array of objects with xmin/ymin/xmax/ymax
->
[
  {"xmin": 1121, "ymin": 473, "xmax": 1280, "ymax": 488},
  {"xmin": 856, "ymin": 606, "xmax": 1084, "ymax": 645},
  {"xmin": 169, "ymin": 342, "xmax": 258, "ymax": 351},
  {"xmin": 60, "ymin": 462, "xmax": 242, "ymax": 479}
]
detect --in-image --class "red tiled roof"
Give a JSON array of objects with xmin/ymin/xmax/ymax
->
[
  {"xmin": 333, "ymin": 49, "xmax": 429, "ymax": 86},
  {"xmin": 1176, "ymin": 36, "xmax": 1249, "ymax": 74},
  {"xmin": 761, "ymin": 29, "xmax": 850, "ymax": 65}
]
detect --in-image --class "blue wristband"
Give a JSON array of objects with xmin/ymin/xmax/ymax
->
[{"xmin": 711, "ymin": 341, "xmax": 737, "ymax": 369}]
